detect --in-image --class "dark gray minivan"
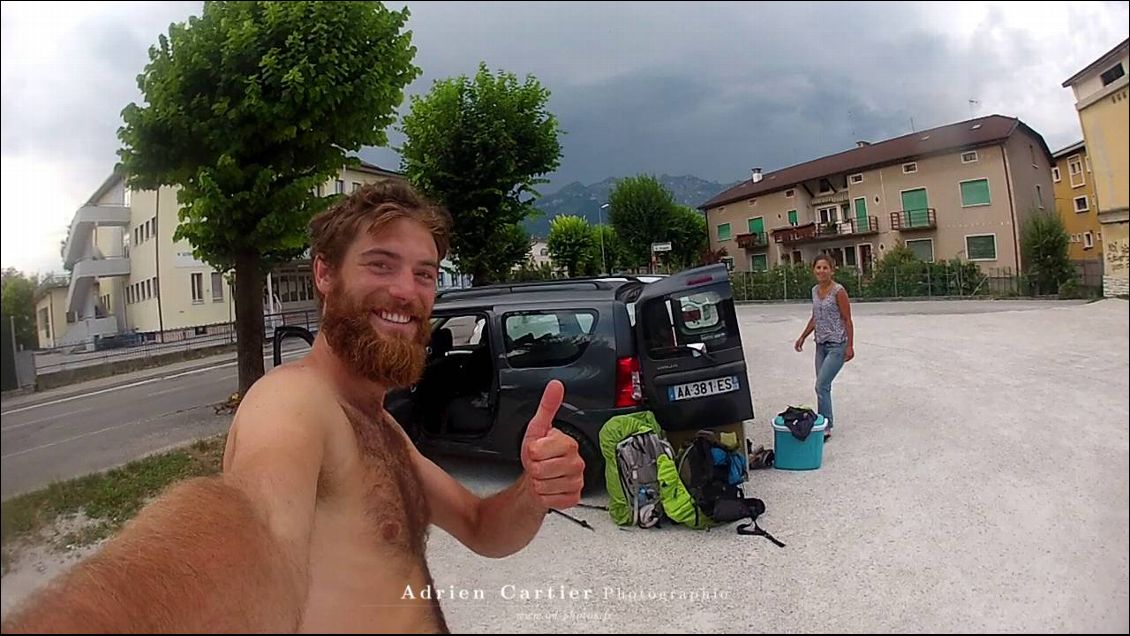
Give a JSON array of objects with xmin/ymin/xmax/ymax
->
[{"xmin": 384, "ymin": 263, "xmax": 755, "ymax": 490}]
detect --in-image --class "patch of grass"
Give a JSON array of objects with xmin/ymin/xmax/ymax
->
[{"xmin": 0, "ymin": 434, "xmax": 227, "ymax": 551}]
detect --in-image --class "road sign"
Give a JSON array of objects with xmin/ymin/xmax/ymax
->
[{"xmin": 651, "ymin": 242, "xmax": 672, "ymax": 252}]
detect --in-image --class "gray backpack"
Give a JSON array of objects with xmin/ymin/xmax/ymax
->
[{"xmin": 615, "ymin": 432, "xmax": 675, "ymax": 528}]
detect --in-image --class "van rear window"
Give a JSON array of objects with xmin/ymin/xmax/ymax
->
[{"xmin": 642, "ymin": 289, "xmax": 739, "ymax": 359}]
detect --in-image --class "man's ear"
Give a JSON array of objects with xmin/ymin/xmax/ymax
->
[{"xmin": 313, "ymin": 254, "xmax": 335, "ymax": 298}]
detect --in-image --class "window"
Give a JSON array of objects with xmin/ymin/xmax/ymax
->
[
  {"xmin": 195, "ymin": 326, "xmax": 208, "ymax": 336},
  {"xmin": 351, "ymin": 182, "xmax": 362, "ymax": 192},
  {"xmin": 903, "ymin": 162, "xmax": 918, "ymax": 174},
  {"xmin": 844, "ymin": 246, "xmax": 857, "ymax": 267},
  {"xmin": 1029, "ymin": 144, "xmax": 1037, "ymax": 166},
  {"xmin": 152, "ymin": 277, "xmax": 159, "ymax": 298},
  {"xmin": 849, "ymin": 173, "xmax": 864, "ymax": 185},
  {"xmin": 191, "ymin": 273, "xmax": 204, "ymax": 303},
  {"xmin": 1035, "ymin": 184, "xmax": 1044, "ymax": 209},
  {"xmin": 818, "ymin": 179, "xmax": 834, "ymax": 194},
  {"xmin": 961, "ymin": 151, "xmax": 978, "ymax": 164},
  {"xmin": 1068, "ymin": 155, "xmax": 1084, "ymax": 187},
  {"xmin": 641, "ymin": 289, "xmax": 741, "ymax": 360},
  {"xmin": 134, "ymin": 227, "xmax": 141, "ymax": 245},
  {"xmin": 435, "ymin": 315, "xmax": 489, "ymax": 348},
  {"xmin": 960, "ymin": 179, "xmax": 991, "ymax": 207},
  {"xmin": 502, "ymin": 310, "xmax": 596, "ymax": 368},
  {"xmin": 335, "ymin": 180, "xmax": 345, "ymax": 195},
  {"xmin": 1074, "ymin": 195, "xmax": 1090, "ymax": 213},
  {"xmin": 785, "ymin": 189, "xmax": 795, "ymax": 198},
  {"xmin": 1083, "ymin": 232, "xmax": 1094, "ymax": 249},
  {"xmin": 817, "ymin": 206, "xmax": 839, "ymax": 224},
  {"xmin": 211, "ymin": 272, "xmax": 224, "ymax": 302},
  {"xmin": 966, "ymin": 234, "xmax": 997, "ymax": 261},
  {"xmin": 906, "ymin": 239, "xmax": 935, "ymax": 263},
  {"xmin": 1052, "ymin": 167, "xmax": 1061, "ymax": 182},
  {"xmin": 145, "ymin": 279, "xmax": 152, "ymax": 299},
  {"xmin": 787, "ymin": 210, "xmax": 798, "ymax": 226},
  {"xmin": 717, "ymin": 223, "xmax": 732, "ymax": 241},
  {"xmin": 1100, "ymin": 62, "xmax": 1125, "ymax": 87},
  {"xmin": 750, "ymin": 254, "xmax": 768, "ymax": 272},
  {"xmin": 39, "ymin": 307, "xmax": 50, "ymax": 338},
  {"xmin": 720, "ymin": 256, "xmax": 734, "ymax": 271}
]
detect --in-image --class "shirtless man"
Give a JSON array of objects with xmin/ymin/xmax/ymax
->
[{"xmin": 2, "ymin": 180, "xmax": 585, "ymax": 634}]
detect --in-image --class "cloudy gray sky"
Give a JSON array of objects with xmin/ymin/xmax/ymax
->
[{"xmin": 3, "ymin": 1, "xmax": 1128, "ymax": 275}]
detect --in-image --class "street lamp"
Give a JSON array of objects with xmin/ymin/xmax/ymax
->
[{"xmin": 599, "ymin": 203, "xmax": 610, "ymax": 275}]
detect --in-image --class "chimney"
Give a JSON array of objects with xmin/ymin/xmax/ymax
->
[
  {"xmin": 751, "ymin": 167, "xmax": 763, "ymax": 183},
  {"xmin": 855, "ymin": 140, "xmax": 871, "ymax": 148}
]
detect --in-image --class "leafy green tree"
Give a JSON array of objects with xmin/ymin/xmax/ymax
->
[
  {"xmin": 547, "ymin": 215, "xmax": 596, "ymax": 277},
  {"xmin": 668, "ymin": 205, "xmax": 708, "ymax": 271},
  {"xmin": 589, "ymin": 225, "xmax": 625, "ymax": 275},
  {"xmin": 400, "ymin": 63, "xmax": 563, "ymax": 285},
  {"xmin": 117, "ymin": 1, "xmax": 419, "ymax": 395},
  {"xmin": 1, "ymin": 268, "xmax": 39, "ymax": 349},
  {"xmin": 1021, "ymin": 211, "xmax": 1073, "ymax": 295},
  {"xmin": 607, "ymin": 175, "xmax": 677, "ymax": 269}
]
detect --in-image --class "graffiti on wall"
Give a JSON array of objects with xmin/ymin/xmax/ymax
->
[{"xmin": 1107, "ymin": 238, "xmax": 1129, "ymax": 273}]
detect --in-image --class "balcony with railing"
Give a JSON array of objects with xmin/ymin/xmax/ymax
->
[
  {"xmin": 772, "ymin": 216, "xmax": 879, "ymax": 244},
  {"xmin": 890, "ymin": 208, "xmax": 937, "ymax": 231},
  {"xmin": 735, "ymin": 232, "xmax": 769, "ymax": 250}
]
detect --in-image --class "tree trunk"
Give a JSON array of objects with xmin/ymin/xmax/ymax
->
[
  {"xmin": 233, "ymin": 252, "xmax": 266, "ymax": 397},
  {"xmin": 471, "ymin": 265, "xmax": 494, "ymax": 287}
]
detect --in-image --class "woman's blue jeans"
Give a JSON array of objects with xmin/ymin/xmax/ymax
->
[{"xmin": 815, "ymin": 341, "xmax": 846, "ymax": 429}]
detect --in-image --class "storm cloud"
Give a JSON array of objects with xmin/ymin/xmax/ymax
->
[{"xmin": 3, "ymin": 1, "xmax": 1128, "ymax": 274}]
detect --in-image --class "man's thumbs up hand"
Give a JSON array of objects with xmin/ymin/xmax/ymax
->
[{"xmin": 520, "ymin": 380, "xmax": 584, "ymax": 510}]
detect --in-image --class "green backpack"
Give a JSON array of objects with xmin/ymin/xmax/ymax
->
[{"xmin": 599, "ymin": 411, "xmax": 709, "ymax": 530}]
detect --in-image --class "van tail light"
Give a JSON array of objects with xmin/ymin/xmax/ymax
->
[{"xmin": 615, "ymin": 356, "xmax": 643, "ymax": 407}]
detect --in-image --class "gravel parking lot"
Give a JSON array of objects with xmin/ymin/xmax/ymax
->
[{"xmin": 427, "ymin": 299, "xmax": 1129, "ymax": 633}]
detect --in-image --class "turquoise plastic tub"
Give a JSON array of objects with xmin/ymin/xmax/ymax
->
[{"xmin": 772, "ymin": 414, "xmax": 827, "ymax": 470}]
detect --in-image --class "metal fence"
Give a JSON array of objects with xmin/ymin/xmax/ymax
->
[
  {"xmin": 727, "ymin": 261, "xmax": 1101, "ymax": 303},
  {"xmin": 34, "ymin": 309, "xmax": 322, "ymax": 375}
]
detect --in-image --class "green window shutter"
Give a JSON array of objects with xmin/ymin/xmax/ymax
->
[
  {"xmin": 717, "ymin": 223, "xmax": 732, "ymax": 241},
  {"xmin": 854, "ymin": 198, "xmax": 868, "ymax": 223},
  {"xmin": 751, "ymin": 254, "xmax": 768, "ymax": 271},
  {"xmin": 787, "ymin": 210, "xmax": 798, "ymax": 225},
  {"xmin": 747, "ymin": 217, "xmax": 764, "ymax": 234},
  {"xmin": 960, "ymin": 179, "xmax": 991, "ymax": 206}
]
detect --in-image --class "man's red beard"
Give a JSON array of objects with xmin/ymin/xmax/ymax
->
[{"xmin": 320, "ymin": 287, "xmax": 430, "ymax": 388}]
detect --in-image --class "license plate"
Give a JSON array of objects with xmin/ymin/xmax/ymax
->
[{"xmin": 667, "ymin": 376, "xmax": 740, "ymax": 402}]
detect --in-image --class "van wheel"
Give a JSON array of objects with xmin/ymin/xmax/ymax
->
[{"xmin": 557, "ymin": 424, "xmax": 604, "ymax": 495}]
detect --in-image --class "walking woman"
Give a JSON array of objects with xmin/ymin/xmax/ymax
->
[{"xmin": 794, "ymin": 254, "xmax": 854, "ymax": 439}]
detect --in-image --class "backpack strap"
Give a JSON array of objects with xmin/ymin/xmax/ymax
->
[{"xmin": 734, "ymin": 497, "xmax": 786, "ymax": 547}]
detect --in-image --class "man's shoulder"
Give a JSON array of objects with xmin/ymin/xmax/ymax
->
[
  {"xmin": 232, "ymin": 364, "xmax": 344, "ymax": 434},
  {"xmin": 253, "ymin": 362, "xmax": 337, "ymax": 399}
]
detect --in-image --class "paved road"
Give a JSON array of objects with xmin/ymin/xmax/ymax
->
[{"xmin": 1, "ymin": 348, "xmax": 305, "ymax": 499}]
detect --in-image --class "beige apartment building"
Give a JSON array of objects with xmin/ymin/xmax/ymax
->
[
  {"xmin": 1062, "ymin": 38, "xmax": 1129, "ymax": 297},
  {"xmin": 36, "ymin": 161, "xmax": 404, "ymax": 350},
  {"xmin": 700, "ymin": 115, "xmax": 1055, "ymax": 276}
]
